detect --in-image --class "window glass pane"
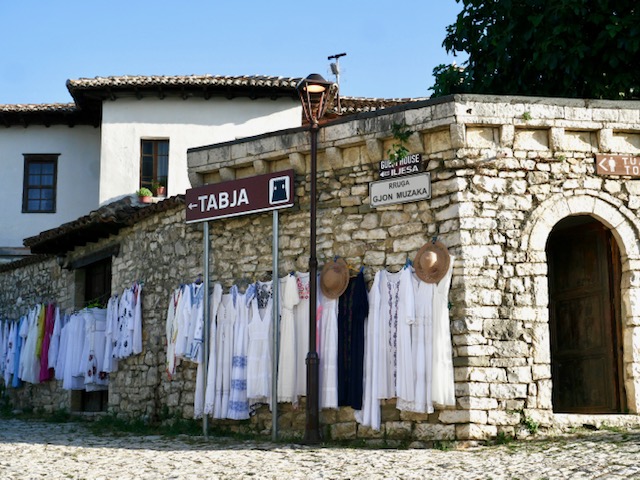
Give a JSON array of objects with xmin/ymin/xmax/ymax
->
[
  {"xmin": 42, "ymin": 189, "xmax": 54, "ymax": 200},
  {"xmin": 41, "ymin": 163, "xmax": 54, "ymax": 174},
  {"xmin": 158, "ymin": 141, "xmax": 169, "ymax": 156},
  {"xmin": 41, "ymin": 175, "xmax": 54, "ymax": 186},
  {"xmin": 157, "ymin": 157, "xmax": 168, "ymax": 179},
  {"xmin": 141, "ymin": 158, "xmax": 153, "ymax": 179},
  {"xmin": 41, "ymin": 200, "xmax": 53, "ymax": 211},
  {"xmin": 28, "ymin": 189, "xmax": 40, "ymax": 200},
  {"xmin": 28, "ymin": 175, "xmax": 40, "ymax": 186},
  {"xmin": 29, "ymin": 163, "xmax": 42, "ymax": 174},
  {"xmin": 142, "ymin": 141, "xmax": 153, "ymax": 155},
  {"xmin": 28, "ymin": 200, "xmax": 40, "ymax": 211}
]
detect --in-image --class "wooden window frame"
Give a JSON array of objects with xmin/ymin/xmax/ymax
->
[
  {"xmin": 140, "ymin": 139, "xmax": 169, "ymax": 191},
  {"xmin": 22, "ymin": 154, "xmax": 59, "ymax": 213}
]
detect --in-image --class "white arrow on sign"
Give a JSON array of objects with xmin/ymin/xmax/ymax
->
[
  {"xmin": 188, "ymin": 202, "xmax": 198, "ymax": 210},
  {"xmin": 598, "ymin": 157, "xmax": 611, "ymax": 172}
]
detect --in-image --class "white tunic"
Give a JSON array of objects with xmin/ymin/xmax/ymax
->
[
  {"xmin": 397, "ymin": 274, "xmax": 434, "ymax": 414},
  {"xmin": 213, "ymin": 291, "xmax": 237, "ymax": 419},
  {"xmin": 319, "ymin": 295, "xmax": 338, "ymax": 409},
  {"xmin": 294, "ymin": 272, "xmax": 310, "ymax": 398},
  {"xmin": 247, "ymin": 292, "xmax": 272, "ymax": 403},
  {"xmin": 277, "ymin": 274, "xmax": 300, "ymax": 403},
  {"xmin": 356, "ymin": 266, "xmax": 414, "ymax": 430},
  {"xmin": 227, "ymin": 289, "xmax": 250, "ymax": 420},
  {"xmin": 431, "ymin": 256, "xmax": 456, "ymax": 407}
]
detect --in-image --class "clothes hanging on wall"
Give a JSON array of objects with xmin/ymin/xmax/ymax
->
[
  {"xmin": 246, "ymin": 280, "xmax": 273, "ymax": 405},
  {"xmin": 104, "ymin": 282, "xmax": 144, "ymax": 373},
  {"xmin": 337, "ymin": 270, "xmax": 368, "ymax": 410},
  {"xmin": 355, "ymin": 258, "xmax": 456, "ymax": 431},
  {"xmin": 294, "ymin": 272, "xmax": 310, "ymax": 399},
  {"xmin": 277, "ymin": 273, "xmax": 299, "ymax": 403}
]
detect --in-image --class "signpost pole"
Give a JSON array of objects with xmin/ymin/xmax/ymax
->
[
  {"xmin": 271, "ymin": 209, "xmax": 280, "ymax": 441},
  {"xmin": 202, "ymin": 221, "xmax": 210, "ymax": 438}
]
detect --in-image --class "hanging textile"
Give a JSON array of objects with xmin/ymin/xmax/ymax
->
[
  {"xmin": 277, "ymin": 274, "xmax": 300, "ymax": 403},
  {"xmin": 246, "ymin": 280, "xmax": 272, "ymax": 404},
  {"xmin": 337, "ymin": 270, "xmax": 368, "ymax": 410}
]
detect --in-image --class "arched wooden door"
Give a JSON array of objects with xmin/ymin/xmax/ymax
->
[{"xmin": 547, "ymin": 216, "xmax": 625, "ymax": 413}]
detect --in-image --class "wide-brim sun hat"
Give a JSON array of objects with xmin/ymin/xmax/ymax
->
[
  {"xmin": 414, "ymin": 241, "xmax": 451, "ymax": 284},
  {"xmin": 320, "ymin": 258, "xmax": 350, "ymax": 299}
]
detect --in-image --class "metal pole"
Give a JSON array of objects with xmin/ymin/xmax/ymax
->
[
  {"xmin": 271, "ymin": 209, "xmax": 280, "ymax": 441},
  {"xmin": 304, "ymin": 123, "xmax": 321, "ymax": 444},
  {"xmin": 202, "ymin": 221, "xmax": 210, "ymax": 438}
]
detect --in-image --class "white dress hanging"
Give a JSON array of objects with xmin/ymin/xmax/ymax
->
[
  {"xmin": 431, "ymin": 256, "xmax": 456, "ymax": 407},
  {"xmin": 247, "ymin": 288, "xmax": 272, "ymax": 403},
  {"xmin": 277, "ymin": 274, "xmax": 300, "ymax": 403}
]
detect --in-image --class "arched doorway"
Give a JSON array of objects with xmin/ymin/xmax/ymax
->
[{"xmin": 547, "ymin": 215, "xmax": 625, "ymax": 413}]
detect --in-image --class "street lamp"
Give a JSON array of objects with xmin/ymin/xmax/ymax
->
[{"xmin": 296, "ymin": 73, "xmax": 336, "ymax": 444}]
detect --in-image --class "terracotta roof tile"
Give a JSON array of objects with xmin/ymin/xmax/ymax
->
[{"xmin": 25, "ymin": 195, "xmax": 185, "ymax": 255}]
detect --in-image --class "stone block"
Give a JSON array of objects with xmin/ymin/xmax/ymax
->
[
  {"xmin": 489, "ymin": 383, "xmax": 528, "ymax": 399},
  {"xmin": 450, "ymin": 123, "xmax": 466, "ymax": 149},
  {"xmin": 467, "ymin": 367, "xmax": 507, "ymax": 383},
  {"xmin": 514, "ymin": 129, "xmax": 549, "ymax": 151},
  {"xmin": 384, "ymin": 421, "xmax": 413, "ymax": 439},
  {"xmin": 426, "ymin": 129, "xmax": 452, "ymax": 153},
  {"xmin": 456, "ymin": 424, "xmax": 497, "ymax": 440},
  {"xmin": 330, "ymin": 422, "xmax": 357, "ymax": 440},
  {"xmin": 438, "ymin": 409, "xmax": 487, "ymax": 424},
  {"xmin": 563, "ymin": 130, "xmax": 596, "ymax": 152},
  {"xmin": 414, "ymin": 423, "xmax": 456, "ymax": 441},
  {"xmin": 455, "ymin": 382, "xmax": 490, "ymax": 398},
  {"xmin": 466, "ymin": 127, "xmax": 498, "ymax": 149},
  {"xmin": 487, "ymin": 410, "xmax": 521, "ymax": 426}
]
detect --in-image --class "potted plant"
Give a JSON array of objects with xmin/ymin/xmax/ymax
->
[
  {"xmin": 136, "ymin": 187, "xmax": 153, "ymax": 204},
  {"xmin": 151, "ymin": 180, "xmax": 166, "ymax": 197}
]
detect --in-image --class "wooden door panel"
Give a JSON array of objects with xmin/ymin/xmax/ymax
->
[
  {"xmin": 548, "ymin": 219, "xmax": 621, "ymax": 413},
  {"xmin": 555, "ymin": 295, "xmax": 604, "ymax": 352}
]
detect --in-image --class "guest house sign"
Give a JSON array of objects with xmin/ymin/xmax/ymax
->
[
  {"xmin": 379, "ymin": 153, "xmax": 424, "ymax": 179},
  {"xmin": 185, "ymin": 170, "xmax": 294, "ymax": 223},
  {"xmin": 595, "ymin": 154, "xmax": 640, "ymax": 177}
]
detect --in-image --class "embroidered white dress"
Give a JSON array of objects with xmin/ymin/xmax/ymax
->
[
  {"xmin": 356, "ymin": 267, "xmax": 414, "ymax": 430},
  {"xmin": 227, "ymin": 288, "xmax": 250, "ymax": 419},
  {"xmin": 199, "ymin": 283, "xmax": 222, "ymax": 418},
  {"xmin": 277, "ymin": 274, "xmax": 300, "ymax": 403},
  {"xmin": 432, "ymin": 256, "xmax": 456, "ymax": 407},
  {"xmin": 247, "ymin": 291, "xmax": 272, "ymax": 403},
  {"xmin": 397, "ymin": 273, "xmax": 434, "ymax": 413},
  {"xmin": 294, "ymin": 272, "xmax": 310, "ymax": 398},
  {"xmin": 213, "ymin": 291, "xmax": 237, "ymax": 419}
]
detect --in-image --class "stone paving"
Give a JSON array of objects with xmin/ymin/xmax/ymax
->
[{"xmin": 1, "ymin": 418, "xmax": 639, "ymax": 479}]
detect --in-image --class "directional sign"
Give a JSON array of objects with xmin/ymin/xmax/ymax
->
[
  {"xmin": 595, "ymin": 154, "xmax": 640, "ymax": 177},
  {"xmin": 370, "ymin": 172, "xmax": 431, "ymax": 207},
  {"xmin": 379, "ymin": 153, "xmax": 424, "ymax": 179},
  {"xmin": 185, "ymin": 169, "xmax": 294, "ymax": 223}
]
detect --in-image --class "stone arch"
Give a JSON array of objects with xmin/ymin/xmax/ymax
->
[{"xmin": 520, "ymin": 192, "xmax": 640, "ymax": 414}]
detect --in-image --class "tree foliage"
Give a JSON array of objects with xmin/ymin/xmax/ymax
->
[{"xmin": 431, "ymin": 0, "xmax": 640, "ymax": 99}]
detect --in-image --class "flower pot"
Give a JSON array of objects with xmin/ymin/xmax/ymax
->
[
  {"xmin": 155, "ymin": 186, "xmax": 166, "ymax": 197},
  {"xmin": 138, "ymin": 195, "xmax": 152, "ymax": 204}
]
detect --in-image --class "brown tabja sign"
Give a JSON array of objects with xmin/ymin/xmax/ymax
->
[
  {"xmin": 595, "ymin": 154, "xmax": 640, "ymax": 177},
  {"xmin": 185, "ymin": 169, "xmax": 294, "ymax": 223}
]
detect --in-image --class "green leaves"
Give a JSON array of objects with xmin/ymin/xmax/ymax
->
[{"xmin": 430, "ymin": 0, "xmax": 640, "ymax": 99}]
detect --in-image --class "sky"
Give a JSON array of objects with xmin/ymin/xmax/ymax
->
[{"xmin": 0, "ymin": 1, "xmax": 465, "ymax": 105}]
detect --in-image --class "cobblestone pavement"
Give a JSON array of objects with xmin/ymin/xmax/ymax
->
[{"xmin": 1, "ymin": 419, "xmax": 640, "ymax": 479}]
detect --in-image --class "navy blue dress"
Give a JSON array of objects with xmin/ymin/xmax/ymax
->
[{"xmin": 337, "ymin": 271, "xmax": 368, "ymax": 409}]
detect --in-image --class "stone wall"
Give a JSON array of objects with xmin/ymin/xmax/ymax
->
[{"xmin": 2, "ymin": 94, "xmax": 640, "ymax": 443}]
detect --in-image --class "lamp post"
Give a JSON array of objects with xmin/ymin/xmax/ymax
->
[{"xmin": 296, "ymin": 73, "xmax": 335, "ymax": 444}]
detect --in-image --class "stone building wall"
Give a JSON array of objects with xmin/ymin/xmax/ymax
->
[{"xmin": 2, "ymin": 94, "xmax": 640, "ymax": 443}]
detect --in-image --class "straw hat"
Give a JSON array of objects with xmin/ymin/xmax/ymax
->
[
  {"xmin": 320, "ymin": 258, "xmax": 350, "ymax": 299},
  {"xmin": 414, "ymin": 241, "xmax": 451, "ymax": 284}
]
